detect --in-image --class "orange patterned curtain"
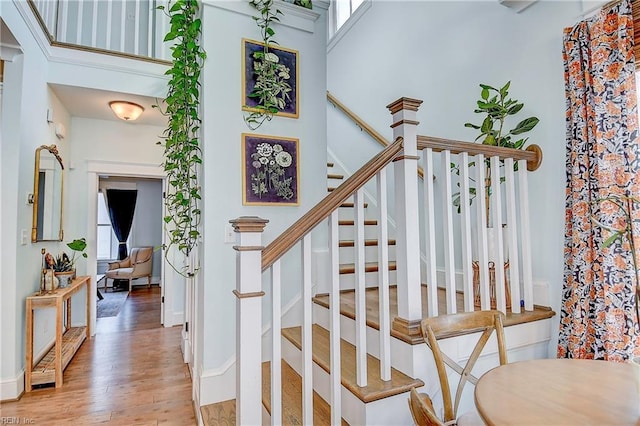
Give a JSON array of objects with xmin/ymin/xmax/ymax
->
[{"xmin": 560, "ymin": 0, "xmax": 640, "ymax": 361}]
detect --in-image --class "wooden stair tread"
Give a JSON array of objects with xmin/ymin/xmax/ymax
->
[
  {"xmin": 312, "ymin": 286, "xmax": 557, "ymax": 345},
  {"xmin": 327, "ymin": 173, "xmax": 344, "ymax": 180},
  {"xmin": 339, "ymin": 202, "xmax": 369, "ymax": 208},
  {"xmin": 262, "ymin": 360, "xmax": 348, "ymax": 425},
  {"xmin": 339, "ymin": 261, "xmax": 397, "ymax": 274},
  {"xmin": 327, "ymin": 162, "xmax": 335, "ymax": 167},
  {"xmin": 338, "ymin": 220, "xmax": 378, "ymax": 226},
  {"xmin": 339, "ymin": 239, "xmax": 396, "ymax": 247},
  {"xmin": 201, "ymin": 399, "xmax": 236, "ymax": 425},
  {"xmin": 328, "ymin": 187, "xmax": 336, "ymax": 192},
  {"xmin": 282, "ymin": 325, "xmax": 423, "ymax": 403}
]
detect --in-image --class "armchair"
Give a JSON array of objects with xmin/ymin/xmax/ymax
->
[{"xmin": 104, "ymin": 247, "xmax": 153, "ymax": 293}]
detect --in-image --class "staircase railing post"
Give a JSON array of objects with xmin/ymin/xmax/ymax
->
[
  {"xmin": 387, "ymin": 97, "xmax": 424, "ymax": 341},
  {"xmin": 230, "ymin": 216, "xmax": 269, "ymax": 426}
]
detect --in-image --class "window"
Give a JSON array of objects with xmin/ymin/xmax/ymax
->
[
  {"xmin": 329, "ymin": 0, "xmax": 371, "ymax": 50},
  {"xmin": 97, "ymin": 191, "xmax": 118, "ymax": 260}
]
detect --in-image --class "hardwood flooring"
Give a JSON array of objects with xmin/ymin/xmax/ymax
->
[{"xmin": 0, "ymin": 286, "xmax": 196, "ymax": 425}]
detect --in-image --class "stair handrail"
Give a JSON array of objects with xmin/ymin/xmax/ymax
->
[
  {"xmin": 417, "ymin": 135, "xmax": 543, "ymax": 171},
  {"xmin": 327, "ymin": 91, "xmax": 425, "ymax": 180},
  {"xmin": 261, "ymin": 136, "xmax": 404, "ymax": 271},
  {"xmin": 327, "ymin": 91, "xmax": 390, "ymax": 149}
]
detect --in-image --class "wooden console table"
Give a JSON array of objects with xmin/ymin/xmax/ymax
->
[{"xmin": 25, "ymin": 275, "xmax": 91, "ymax": 391}]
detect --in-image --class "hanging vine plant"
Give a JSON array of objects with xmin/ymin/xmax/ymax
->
[
  {"xmin": 156, "ymin": 0, "xmax": 206, "ymax": 275},
  {"xmin": 244, "ymin": 0, "xmax": 292, "ymax": 130}
]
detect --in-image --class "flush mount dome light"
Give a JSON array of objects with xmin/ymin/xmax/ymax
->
[{"xmin": 109, "ymin": 100, "xmax": 144, "ymax": 121}]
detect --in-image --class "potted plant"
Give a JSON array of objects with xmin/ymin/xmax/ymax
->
[
  {"xmin": 455, "ymin": 82, "xmax": 539, "ymax": 308},
  {"xmin": 51, "ymin": 238, "xmax": 87, "ymax": 288}
]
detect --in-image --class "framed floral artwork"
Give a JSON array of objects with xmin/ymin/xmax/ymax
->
[
  {"xmin": 242, "ymin": 134, "xmax": 300, "ymax": 206},
  {"xmin": 242, "ymin": 38, "xmax": 299, "ymax": 119}
]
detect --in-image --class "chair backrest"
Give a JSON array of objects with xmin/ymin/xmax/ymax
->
[
  {"xmin": 408, "ymin": 387, "xmax": 445, "ymax": 426},
  {"xmin": 130, "ymin": 247, "xmax": 153, "ymax": 274},
  {"xmin": 420, "ymin": 310, "xmax": 507, "ymax": 424}
]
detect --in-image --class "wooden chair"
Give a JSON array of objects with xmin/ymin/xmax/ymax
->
[
  {"xmin": 413, "ymin": 310, "xmax": 508, "ymax": 426},
  {"xmin": 408, "ymin": 387, "xmax": 445, "ymax": 426}
]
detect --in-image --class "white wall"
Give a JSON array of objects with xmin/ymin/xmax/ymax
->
[
  {"xmin": 197, "ymin": 0, "xmax": 328, "ymax": 405},
  {"xmin": 1, "ymin": 0, "xmax": 171, "ymax": 398},
  {"xmin": 328, "ymin": 0, "xmax": 584, "ymax": 357},
  {"xmin": 131, "ymin": 179, "xmax": 163, "ymax": 279},
  {"xmin": 0, "ymin": 1, "xmax": 74, "ymax": 400}
]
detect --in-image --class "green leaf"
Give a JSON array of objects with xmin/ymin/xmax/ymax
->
[
  {"xmin": 464, "ymin": 123, "xmax": 481, "ymax": 129},
  {"xmin": 510, "ymin": 117, "xmax": 539, "ymax": 135},
  {"xmin": 507, "ymin": 103, "xmax": 524, "ymax": 115},
  {"xmin": 481, "ymin": 87, "xmax": 489, "ymax": 100},
  {"xmin": 602, "ymin": 232, "xmax": 622, "ymax": 248},
  {"xmin": 481, "ymin": 116, "xmax": 493, "ymax": 133},
  {"xmin": 500, "ymin": 81, "xmax": 511, "ymax": 96}
]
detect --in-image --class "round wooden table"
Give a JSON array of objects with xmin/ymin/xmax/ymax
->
[{"xmin": 474, "ymin": 358, "xmax": 640, "ymax": 425}]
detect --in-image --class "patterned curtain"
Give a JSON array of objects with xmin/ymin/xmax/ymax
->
[{"xmin": 559, "ymin": 0, "xmax": 640, "ymax": 361}]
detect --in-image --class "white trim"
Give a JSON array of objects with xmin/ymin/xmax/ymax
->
[
  {"xmin": 327, "ymin": 0, "xmax": 372, "ymax": 53},
  {"xmin": 202, "ymin": 0, "xmax": 324, "ymax": 34},
  {"xmin": 199, "ymin": 358, "xmax": 236, "ymax": 405},
  {"xmin": 87, "ymin": 161, "xmax": 163, "ymax": 177},
  {"xmin": 0, "ymin": 370, "xmax": 24, "ymax": 402},
  {"xmin": 498, "ymin": 0, "xmax": 538, "ymax": 13}
]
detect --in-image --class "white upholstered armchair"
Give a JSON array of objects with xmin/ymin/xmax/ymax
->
[{"xmin": 104, "ymin": 247, "xmax": 153, "ymax": 292}]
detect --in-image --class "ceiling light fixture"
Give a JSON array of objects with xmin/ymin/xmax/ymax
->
[{"xmin": 109, "ymin": 100, "xmax": 144, "ymax": 121}]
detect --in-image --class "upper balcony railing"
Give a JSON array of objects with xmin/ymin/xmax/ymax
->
[{"xmin": 28, "ymin": 0, "xmax": 172, "ymax": 63}]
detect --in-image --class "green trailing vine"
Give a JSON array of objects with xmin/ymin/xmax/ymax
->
[
  {"xmin": 244, "ymin": 0, "xmax": 292, "ymax": 130},
  {"xmin": 156, "ymin": 0, "xmax": 206, "ymax": 275}
]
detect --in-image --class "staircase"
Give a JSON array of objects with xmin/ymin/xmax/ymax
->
[{"xmin": 202, "ymin": 95, "xmax": 553, "ymax": 425}]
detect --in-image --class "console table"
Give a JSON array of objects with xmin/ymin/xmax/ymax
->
[{"xmin": 25, "ymin": 275, "xmax": 91, "ymax": 391}]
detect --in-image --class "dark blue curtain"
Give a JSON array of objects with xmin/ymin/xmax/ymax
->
[{"xmin": 105, "ymin": 189, "xmax": 137, "ymax": 260}]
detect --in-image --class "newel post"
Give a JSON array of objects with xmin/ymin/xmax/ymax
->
[
  {"xmin": 231, "ymin": 216, "xmax": 269, "ymax": 426},
  {"xmin": 387, "ymin": 97, "xmax": 424, "ymax": 341}
]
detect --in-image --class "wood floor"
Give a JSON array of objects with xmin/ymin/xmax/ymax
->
[{"xmin": 0, "ymin": 286, "xmax": 196, "ymax": 425}]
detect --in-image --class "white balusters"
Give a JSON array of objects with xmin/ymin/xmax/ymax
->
[
  {"xmin": 377, "ymin": 169, "xmax": 391, "ymax": 381},
  {"xmin": 441, "ymin": 150, "xmax": 457, "ymax": 314},
  {"xmin": 459, "ymin": 152, "xmax": 474, "ymax": 312},
  {"xmin": 476, "ymin": 154, "xmax": 491, "ymax": 310},
  {"xmin": 504, "ymin": 158, "xmax": 521, "ymax": 313},
  {"xmin": 301, "ymin": 235, "xmax": 313, "ymax": 425},
  {"xmin": 489, "ymin": 156, "xmax": 506, "ymax": 313},
  {"xmin": 270, "ymin": 260, "xmax": 282, "ymax": 426},
  {"xmin": 354, "ymin": 189, "xmax": 368, "ymax": 387},
  {"xmin": 76, "ymin": 0, "xmax": 84, "ymax": 45},
  {"xmin": 423, "ymin": 148, "xmax": 438, "ymax": 317},
  {"xmin": 105, "ymin": 0, "xmax": 113, "ymax": 51},
  {"xmin": 518, "ymin": 159, "xmax": 534, "ymax": 311},
  {"xmin": 91, "ymin": 0, "xmax": 98, "ymax": 48},
  {"xmin": 328, "ymin": 210, "xmax": 342, "ymax": 424}
]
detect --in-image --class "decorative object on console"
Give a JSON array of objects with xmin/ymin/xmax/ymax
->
[
  {"xmin": 109, "ymin": 101, "xmax": 144, "ymax": 121},
  {"xmin": 242, "ymin": 133, "xmax": 299, "ymax": 206}
]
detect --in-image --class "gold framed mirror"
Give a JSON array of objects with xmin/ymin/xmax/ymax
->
[{"xmin": 32, "ymin": 144, "xmax": 64, "ymax": 242}]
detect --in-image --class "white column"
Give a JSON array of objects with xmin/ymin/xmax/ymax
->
[
  {"xmin": 387, "ymin": 97, "xmax": 423, "ymax": 340},
  {"xmin": 231, "ymin": 216, "xmax": 268, "ymax": 426}
]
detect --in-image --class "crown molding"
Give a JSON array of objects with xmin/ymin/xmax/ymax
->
[{"xmin": 203, "ymin": 0, "xmax": 324, "ymax": 33}]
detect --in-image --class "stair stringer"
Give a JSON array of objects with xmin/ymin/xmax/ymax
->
[
  {"xmin": 313, "ymin": 303, "xmax": 555, "ymax": 419},
  {"xmin": 281, "ymin": 334, "xmax": 415, "ymax": 426}
]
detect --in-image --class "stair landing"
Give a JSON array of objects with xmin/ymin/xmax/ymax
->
[{"xmin": 313, "ymin": 285, "xmax": 555, "ymax": 344}]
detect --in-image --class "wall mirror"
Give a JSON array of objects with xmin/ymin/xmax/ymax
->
[{"xmin": 32, "ymin": 145, "xmax": 64, "ymax": 242}]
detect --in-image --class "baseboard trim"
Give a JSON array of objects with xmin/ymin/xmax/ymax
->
[
  {"xmin": 199, "ymin": 358, "xmax": 236, "ymax": 406},
  {"xmin": 0, "ymin": 370, "xmax": 24, "ymax": 402}
]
